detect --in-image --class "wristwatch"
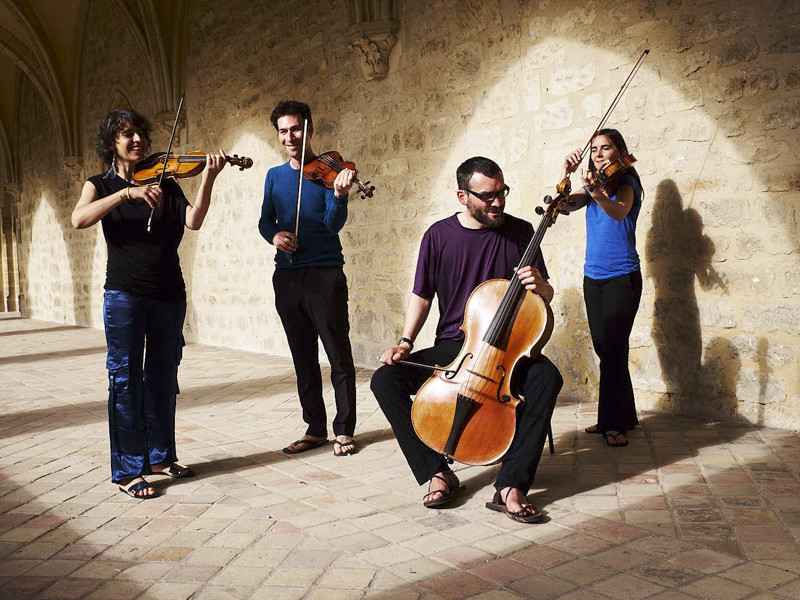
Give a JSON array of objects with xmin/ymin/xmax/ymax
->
[{"xmin": 398, "ymin": 337, "xmax": 414, "ymax": 349}]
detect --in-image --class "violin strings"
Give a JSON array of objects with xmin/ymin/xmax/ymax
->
[{"xmin": 319, "ymin": 154, "xmax": 343, "ymax": 173}]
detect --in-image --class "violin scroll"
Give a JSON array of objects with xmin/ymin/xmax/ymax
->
[{"xmin": 229, "ymin": 154, "xmax": 253, "ymax": 171}]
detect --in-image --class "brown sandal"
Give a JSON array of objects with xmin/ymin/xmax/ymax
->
[
  {"xmin": 423, "ymin": 472, "xmax": 465, "ymax": 508},
  {"xmin": 485, "ymin": 489, "xmax": 542, "ymax": 523}
]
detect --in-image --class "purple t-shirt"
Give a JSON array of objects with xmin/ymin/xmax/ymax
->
[{"xmin": 413, "ymin": 213, "xmax": 549, "ymax": 343}]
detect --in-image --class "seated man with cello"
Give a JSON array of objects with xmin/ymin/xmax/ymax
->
[{"xmin": 371, "ymin": 156, "xmax": 562, "ymax": 523}]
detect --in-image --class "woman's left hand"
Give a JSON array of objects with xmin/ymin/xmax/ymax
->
[
  {"xmin": 203, "ymin": 149, "xmax": 227, "ymax": 181},
  {"xmin": 579, "ymin": 168, "xmax": 596, "ymax": 192}
]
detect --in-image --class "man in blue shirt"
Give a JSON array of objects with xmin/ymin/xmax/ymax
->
[{"xmin": 259, "ymin": 100, "xmax": 358, "ymax": 457}]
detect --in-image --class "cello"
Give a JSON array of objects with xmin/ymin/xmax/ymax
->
[{"xmin": 407, "ymin": 50, "xmax": 650, "ymax": 466}]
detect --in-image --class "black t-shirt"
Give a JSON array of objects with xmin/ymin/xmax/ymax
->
[{"xmin": 88, "ymin": 173, "xmax": 189, "ymax": 300}]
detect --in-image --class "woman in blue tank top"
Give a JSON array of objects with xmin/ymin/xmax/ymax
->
[{"xmin": 561, "ymin": 129, "xmax": 643, "ymax": 448}]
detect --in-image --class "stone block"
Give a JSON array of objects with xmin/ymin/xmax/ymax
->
[
  {"xmin": 758, "ymin": 98, "xmax": 800, "ymax": 131},
  {"xmin": 547, "ymin": 65, "xmax": 595, "ymax": 96},
  {"xmin": 742, "ymin": 302, "xmax": 800, "ymax": 335},
  {"xmin": 716, "ymin": 36, "xmax": 759, "ymax": 67},
  {"xmin": 768, "ymin": 24, "xmax": 800, "ymax": 53},
  {"xmin": 697, "ymin": 297, "xmax": 737, "ymax": 328},
  {"xmin": 533, "ymin": 98, "xmax": 573, "ymax": 132},
  {"xmin": 735, "ymin": 367, "xmax": 787, "ymax": 404}
]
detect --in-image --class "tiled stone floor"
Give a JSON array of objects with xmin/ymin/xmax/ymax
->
[{"xmin": 3, "ymin": 316, "xmax": 800, "ymax": 599}]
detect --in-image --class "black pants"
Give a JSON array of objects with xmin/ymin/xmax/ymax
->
[
  {"xmin": 370, "ymin": 339, "xmax": 562, "ymax": 494},
  {"xmin": 273, "ymin": 267, "xmax": 357, "ymax": 437},
  {"xmin": 583, "ymin": 270, "xmax": 642, "ymax": 434}
]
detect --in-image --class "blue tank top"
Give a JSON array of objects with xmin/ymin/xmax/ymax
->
[{"xmin": 584, "ymin": 173, "xmax": 642, "ymax": 280}]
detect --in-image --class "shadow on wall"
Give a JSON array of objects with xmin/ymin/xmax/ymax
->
[{"xmin": 645, "ymin": 179, "xmax": 740, "ymax": 417}]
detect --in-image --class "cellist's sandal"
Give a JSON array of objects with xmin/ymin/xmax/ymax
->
[
  {"xmin": 423, "ymin": 473, "xmax": 465, "ymax": 508},
  {"xmin": 485, "ymin": 490, "xmax": 543, "ymax": 523}
]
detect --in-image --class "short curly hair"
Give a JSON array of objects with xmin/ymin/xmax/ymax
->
[
  {"xmin": 96, "ymin": 109, "xmax": 151, "ymax": 165},
  {"xmin": 269, "ymin": 100, "xmax": 312, "ymax": 130}
]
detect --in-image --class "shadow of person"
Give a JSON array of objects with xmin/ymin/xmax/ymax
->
[{"xmin": 645, "ymin": 179, "xmax": 734, "ymax": 416}]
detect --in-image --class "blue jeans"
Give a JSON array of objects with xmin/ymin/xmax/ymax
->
[{"xmin": 103, "ymin": 290, "xmax": 186, "ymax": 482}]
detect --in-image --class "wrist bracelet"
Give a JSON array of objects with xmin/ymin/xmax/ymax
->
[
  {"xmin": 398, "ymin": 337, "xmax": 414, "ymax": 349},
  {"xmin": 125, "ymin": 187, "xmax": 131, "ymax": 200}
]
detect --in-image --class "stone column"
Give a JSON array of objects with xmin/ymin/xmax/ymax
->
[
  {"xmin": 2, "ymin": 187, "xmax": 20, "ymax": 312},
  {"xmin": 347, "ymin": 0, "xmax": 399, "ymax": 81}
]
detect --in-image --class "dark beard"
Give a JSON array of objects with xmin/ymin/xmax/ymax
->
[{"xmin": 470, "ymin": 205, "xmax": 505, "ymax": 228}]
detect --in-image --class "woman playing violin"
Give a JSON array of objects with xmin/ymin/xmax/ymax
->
[
  {"xmin": 71, "ymin": 109, "xmax": 226, "ymax": 498},
  {"xmin": 562, "ymin": 128, "xmax": 643, "ymax": 448}
]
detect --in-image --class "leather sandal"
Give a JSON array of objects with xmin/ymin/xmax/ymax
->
[
  {"xmin": 423, "ymin": 471, "xmax": 465, "ymax": 508},
  {"xmin": 485, "ymin": 489, "xmax": 542, "ymax": 523}
]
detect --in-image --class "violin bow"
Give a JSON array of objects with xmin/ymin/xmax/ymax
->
[
  {"xmin": 289, "ymin": 118, "xmax": 309, "ymax": 263},
  {"xmin": 147, "ymin": 92, "xmax": 185, "ymax": 233},
  {"xmin": 569, "ymin": 49, "xmax": 649, "ymax": 173}
]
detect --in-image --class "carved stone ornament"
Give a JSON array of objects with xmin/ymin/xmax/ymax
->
[
  {"xmin": 5, "ymin": 183, "xmax": 21, "ymax": 200},
  {"xmin": 349, "ymin": 20, "xmax": 398, "ymax": 81},
  {"xmin": 154, "ymin": 112, "xmax": 186, "ymax": 146},
  {"xmin": 61, "ymin": 156, "xmax": 83, "ymax": 178}
]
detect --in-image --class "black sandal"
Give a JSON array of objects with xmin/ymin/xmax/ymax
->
[
  {"xmin": 283, "ymin": 437, "xmax": 328, "ymax": 455},
  {"xmin": 119, "ymin": 479, "xmax": 157, "ymax": 500},
  {"xmin": 151, "ymin": 463, "xmax": 194, "ymax": 478},
  {"xmin": 333, "ymin": 439, "xmax": 357, "ymax": 456},
  {"xmin": 603, "ymin": 431, "xmax": 628, "ymax": 447},
  {"xmin": 423, "ymin": 472, "xmax": 465, "ymax": 508},
  {"xmin": 485, "ymin": 489, "xmax": 542, "ymax": 523}
]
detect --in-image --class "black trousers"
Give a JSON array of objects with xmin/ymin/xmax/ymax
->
[
  {"xmin": 273, "ymin": 267, "xmax": 357, "ymax": 437},
  {"xmin": 583, "ymin": 270, "xmax": 642, "ymax": 434},
  {"xmin": 370, "ymin": 339, "xmax": 562, "ymax": 494}
]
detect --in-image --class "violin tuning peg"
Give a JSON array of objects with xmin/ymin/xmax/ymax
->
[
  {"xmin": 543, "ymin": 195, "xmax": 553, "ymax": 205},
  {"xmin": 558, "ymin": 209, "xmax": 570, "ymax": 216}
]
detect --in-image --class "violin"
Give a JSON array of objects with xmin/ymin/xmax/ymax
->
[
  {"xmin": 134, "ymin": 152, "xmax": 253, "ymax": 185},
  {"xmin": 589, "ymin": 154, "xmax": 637, "ymax": 188},
  {"xmin": 303, "ymin": 151, "xmax": 375, "ymax": 199}
]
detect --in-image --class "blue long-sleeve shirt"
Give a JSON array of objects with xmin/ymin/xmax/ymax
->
[{"xmin": 258, "ymin": 161, "xmax": 349, "ymax": 269}]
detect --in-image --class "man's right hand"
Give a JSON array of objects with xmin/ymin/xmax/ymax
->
[
  {"xmin": 379, "ymin": 345, "xmax": 411, "ymax": 366},
  {"xmin": 273, "ymin": 231, "xmax": 298, "ymax": 254}
]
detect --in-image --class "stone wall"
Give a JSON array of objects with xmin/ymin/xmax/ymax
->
[{"xmin": 13, "ymin": 0, "xmax": 800, "ymax": 428}]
